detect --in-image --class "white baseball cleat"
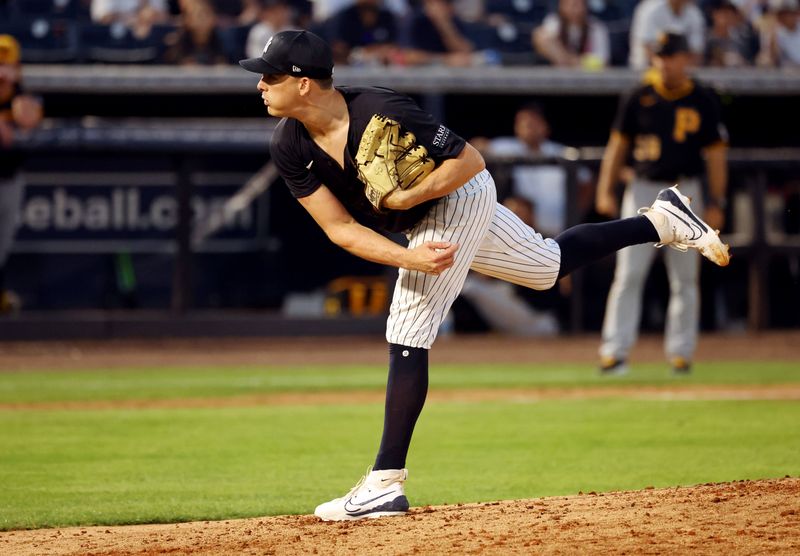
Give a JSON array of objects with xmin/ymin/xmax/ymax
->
[
  {"xmin": 639, "ymin": 185, "xmax": 730, "ymax": 267},
  {"xmin": 314, "ymin": 467, "xmax": 410, "ymax": 521}
]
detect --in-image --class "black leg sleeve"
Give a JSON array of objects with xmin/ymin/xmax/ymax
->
[
  {"xmin": 374, "ymin": 343, "xmax": 429, "ymax": 470},
  {"xmin": 556, "ymin": 215, "xmax": 659, "ymax": 279}
]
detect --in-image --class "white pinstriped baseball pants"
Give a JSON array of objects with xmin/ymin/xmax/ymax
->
[{"xmin": 386, "ymin": 169, "xmax": 562, "ymax": 349}]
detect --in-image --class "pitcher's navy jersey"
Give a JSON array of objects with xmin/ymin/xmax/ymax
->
[{"xmin": 270, "ymin": 86, "xmax": 466, "ymax": 233}]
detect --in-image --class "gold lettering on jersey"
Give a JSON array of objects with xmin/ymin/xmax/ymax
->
[
  {"xmin": 673, "ymin": 108, "xmax": 701, "ymax": 142},
  {"xmin": 634, "ymin": 135, "xmax": 661, "ymax": 162},
  {"xmin": 639, "ymin": 94, "xmax": 657, "ymax": 107}
]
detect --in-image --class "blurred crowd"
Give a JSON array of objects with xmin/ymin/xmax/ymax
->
[{"xmin": 0, "ymin": 0, "xmax": 797, "ymax": 68}]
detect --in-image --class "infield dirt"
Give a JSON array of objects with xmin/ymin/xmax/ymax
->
[{"xmin": 1, "ymin": 331, "xmax": 799, "ymax": 370}]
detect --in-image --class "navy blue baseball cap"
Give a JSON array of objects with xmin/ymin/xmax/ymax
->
[
  {"xmin": 653, "ymin": 32, "xmax": 690, "ymax": 57},
  {"xmin": 239, "ymin": 30, "xmax": 334, "ymax": 79}
]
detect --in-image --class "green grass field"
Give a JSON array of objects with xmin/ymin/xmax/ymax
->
[{"xmin": 1, "ymin": 361, "xmax": 799, "ymax": 530}]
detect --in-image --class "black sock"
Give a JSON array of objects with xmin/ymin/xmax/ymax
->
[
  {"xmin": 0, "ymin": 265, "xmax": 5, "ymax": 291},
  {"xmin": 374, "ymin": 344, "xmax": 429, "ymax": 470},
  {"xmin": 555, "ymin": 215, "xmax": 659, "ymax": 279}
]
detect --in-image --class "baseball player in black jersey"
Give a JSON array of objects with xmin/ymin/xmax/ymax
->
[
  {"xmin": 240, "ymin": 30, "xmax": 729, "ymax": 522},
  {"xmin": 595, "ymin": 32, "xmax": 729, "ymax": 376}
]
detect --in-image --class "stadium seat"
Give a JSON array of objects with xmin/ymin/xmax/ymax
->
[
  {"xmin": 306, "ymin": 19, "xmax": 335, "ymax": 43},
  {"xmin": 216, "ymin": 24, "xmax": 253, "ymax": 64},
  {"xmin": 490, "ymin": 21, "xmax": 536, "ymax": 54},
  {"xmin": 437, "ymin": 18, "xmax": 542, "ymax": 64},
  {"xmin": 539, "ymin": 0, "xmax": 637, "ymax": 21},
  {"xmin": 0, "ymin": 18, "xmax": 80, "ymax": 63},
  {"xmin": 606, "ymin": 18, "xmax": 631, "ymax": 67},
  {"xmin": 586, "ymin": 0, "xmax": 625, "ymax": 22},
  {"xmin": 461, "ymin": 21, "xmax": 498, "ymax": 52},
  {"xmin": 8, "ymin": 0, "xmax": 90, "ymax": 20},
  {"xmin": 486, "ymin": 0, "xmax": 548, "ymax": 24},
  {"xmin": 80, "ymin": 23, "xmax": 174, "ymax": 64}
]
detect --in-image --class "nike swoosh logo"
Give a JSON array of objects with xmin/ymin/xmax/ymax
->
[
  {"xmin": 343, "ymin": 491, "xmax": 395, "ymax": 513},
  {"xmin": 661, "ymin": 190, "xmax": 708, "ymax": 233},
  {"xmin": 663, "ymin": 207, "xmax": 704, "ymax": 240},
  {"xmin": 306, "ymin": 160, "xmax": 314, "ymax": 170}
]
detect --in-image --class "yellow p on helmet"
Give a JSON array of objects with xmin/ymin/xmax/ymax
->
[{"xmin": 0, "ymin": 34, "xmax": 21, "ymax": 65}]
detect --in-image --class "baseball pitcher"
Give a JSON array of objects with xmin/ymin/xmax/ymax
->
[{"xmin": 240, "ymin": 30, "xmax": 729, "ymax": 522}]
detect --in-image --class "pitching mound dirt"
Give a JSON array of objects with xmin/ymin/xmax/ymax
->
[{"xmin": 2, "ymin": 478, "xmax": 798, "ymax": 555}]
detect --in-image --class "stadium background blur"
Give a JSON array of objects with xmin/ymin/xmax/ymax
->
[{"xmin": 1, "ymin": 0, "xmax": 798, "ymax": 339}]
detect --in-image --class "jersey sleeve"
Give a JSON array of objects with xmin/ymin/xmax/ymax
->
[
  {"xmin": 381, "ymin": 93, "xmax": 466, "ymax": 162},
  {"xmin": 697, "ymin": 88, "xmax": 727, "ymax": 148},
  {"xmin": 269, "ymin": 119, "xmax": 322, "ymax": 199},
  {"xmin": 612, "ymin": 90, "xmax": 640, "ymax": 138}
]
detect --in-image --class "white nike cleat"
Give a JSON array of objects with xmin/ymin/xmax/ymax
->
[
  {"xmin": 639, "ymin": 185, "xmax": 730, "ymax": 266},
  {"xmin": 314, "ymin": 467, "xmax": 410, "ymax": 521}
]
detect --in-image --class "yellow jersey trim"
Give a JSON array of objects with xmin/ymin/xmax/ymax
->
[{"xmin": 643, "ymin": 69, "xmax": 694, "ymax": 101}]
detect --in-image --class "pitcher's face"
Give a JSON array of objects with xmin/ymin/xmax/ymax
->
[{"xmin": 257, "ymin": 73, "xmax": 296, "ymax": 117}]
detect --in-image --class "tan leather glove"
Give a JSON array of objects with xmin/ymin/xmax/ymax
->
[{"xmin": 356, "ymin": 114, "xmax": 435, "ymax": 210}]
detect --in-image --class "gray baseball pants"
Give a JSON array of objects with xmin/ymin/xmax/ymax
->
[
  {"xmin": 0, "ymin": 173, "xmax": 24, "ymax": 267},
  {"xmin": 600, "ymin": 177, "xmax": 703, "ymax": 362}
]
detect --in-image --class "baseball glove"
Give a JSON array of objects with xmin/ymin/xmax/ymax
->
[{"xmin": 355, "ymin": 114, "xmax": 435, "ymax": 210}]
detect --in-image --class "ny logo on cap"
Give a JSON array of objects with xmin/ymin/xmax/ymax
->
[
  {"xmin": 263, "ymin": 36, "xmax": 273, "ymax": 54},
  {"xmin": 292, "ymin": 65, "xmax": 301, "ymax": 72}
]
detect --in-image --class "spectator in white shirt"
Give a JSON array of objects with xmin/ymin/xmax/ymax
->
[
  {"xmin": 629, "ymin": 0, "xmax": 705, "ymax": 68},
  {"xmin": 533, "ymin": 0, "xmax": 611, "ymax": 67},
  {"xmin": 477, "ymin": 103, "xmax": 593, "ymax": 236},
  {"xmin": 758, "ymin": 0, "xmax": 800, "ymax": 66},
  {"xmin": 311, "ymin": 0, "xmax": 407, "ymax": 21},
  {"xmin": 245, "ymin": 0, "xmax": 295, "ymax": 59},
  {"xmin": 91, "ymin": 0, "xmax": 169, "ymax": 38}
]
